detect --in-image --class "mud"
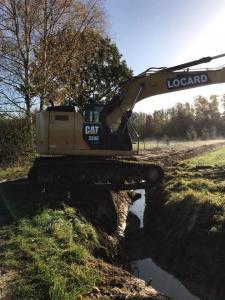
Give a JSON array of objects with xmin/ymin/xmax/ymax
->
[
  {"xmin": 87, "ymin": 260, "xmax": 170, "ymax": 299},
  {"xmin": 136, "ymin": 180, "xmax": 225, "ymax": 300},
  {"xmin": 134, "ymin": 140, "xmax": 225, "ymax": 166},
  {"xmin": 0, "ymin": 270, "xmax": 17, "ymax": 300},
  {"xmin": 0, "ymin": 180, "xmax": 169, "ymax": 299},
  {"xmin": 1, "ymin": 140, "xmax": 225, "ymax": 299},
  {"xmin": 121, "ymin": 140, "xmax": 225, "ymax": 300}
]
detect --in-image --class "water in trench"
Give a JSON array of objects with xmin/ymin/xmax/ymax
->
[{"xmin": 129, "ymin": 189, "xmax": 200, "ymax": 300}]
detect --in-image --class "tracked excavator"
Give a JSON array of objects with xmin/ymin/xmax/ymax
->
[{"xmin": 28, "ymin": 53, "xmax": 225, "ymax": 190}]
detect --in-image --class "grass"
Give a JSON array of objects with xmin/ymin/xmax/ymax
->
[
  {"xmin": 2, "ymin": 144, "xmax": 224, "ymax": 299},
  {"xmin": 0, "ymin": 165, "xmax": 29, "ymax": 181},
  {"xmin": 0, "ymin": 165, "xmax": 102, "ymax": 299},
  {"xmin": 0, "ymin": 206, "xmax": 99, "ymax": 299},
  {"xmin": 145, "ymin": 146, "xmax": 225, "ymax": 298},
  {"xmin": 154, "ymin": 146, "xmax": 225, "ymax": 240},
  {"xmin": 164, "ymin": 181, "xmax": 225, "ymax": 236},
  {"xmin": 183, "ymin": 146, "xmax": 225, "ymax": 167},
  {"xmin": 163, "ymin": 179, "xmax": 225, "ymax": 237}
]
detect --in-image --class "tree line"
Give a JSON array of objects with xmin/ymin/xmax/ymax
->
[
  {"xmin": 131, "ymin": 95, "xmax": 225, "ymax": 140},
  {"xmin": 0, "ymin": 1, "xmax": 224, "ymax": 167}
]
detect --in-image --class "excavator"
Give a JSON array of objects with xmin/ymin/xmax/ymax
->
[{"xmin": 28, "ymin": 53, "xmax": 225, "ymax": 190}]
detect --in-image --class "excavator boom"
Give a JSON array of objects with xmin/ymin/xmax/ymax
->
[{"xmin": 105, "ymin": 53, "xmax": 225, "ymax": 130}]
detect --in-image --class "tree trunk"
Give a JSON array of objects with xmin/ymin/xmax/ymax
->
[
  {"xmin": 40, "ymin": 94, "xmax": 44, "ymax": 111},
  {"xmin": 25, "ymin": 95, "xmax": 34, "ymax": 152}
]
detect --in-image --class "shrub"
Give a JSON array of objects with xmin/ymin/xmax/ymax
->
[{"xmin": 0, "ymin": 117, "xmax": 34, "ymax": 166}]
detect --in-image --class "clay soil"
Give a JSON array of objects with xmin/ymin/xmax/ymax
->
[
  {"xmin": 1, "ymin": 139, "xmax": 225, "ymax": 300},
  {"xmin": 0, "ymin": 183, "xmax": 169, "ymax": 300},
  {"xmin": 94, "ymin": 140, "xmax": 225, "ymax": 300},
  {"xmin": 134, "ymin": 139, "xmax": 225, "ymax": 166},
  {"xmin": 124, "ymin": 139, "xmax": 225, "ymax": 300}
]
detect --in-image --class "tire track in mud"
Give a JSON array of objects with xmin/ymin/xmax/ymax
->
[{"xmin": 135, "ymin": 141, "xmax": 225, "ymax": 166}]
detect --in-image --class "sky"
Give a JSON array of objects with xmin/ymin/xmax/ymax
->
[{"xmin": 104, "ymin": 0, "xmax": 225, "ymax": 113}]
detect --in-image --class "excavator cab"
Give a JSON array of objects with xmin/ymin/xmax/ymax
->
[
  {"xmin": 36, "ymin": 104, "xmax": 134, "ymax": 156},
  {"xmin": 82, "ymin": 104, "xmax": 133, "ymax": 151}
]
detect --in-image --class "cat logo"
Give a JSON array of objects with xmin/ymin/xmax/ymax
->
[{"xmin": 84, "ymin": 125, "xmax": 99, "ymax": 135}]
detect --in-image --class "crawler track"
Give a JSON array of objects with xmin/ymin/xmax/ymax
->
[{"xmin": 28, "ymin": 156, "xmax": 164, "ymax": 190}]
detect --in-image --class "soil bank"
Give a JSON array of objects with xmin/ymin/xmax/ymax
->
[
  {"xmin": 0, "ymin": 179, "xmax": 169, "ymax": 299},
  {"xmin": 1, "ymin": 140, "xmax": 225, "ymax": 299},
  {"xmin": 123, "ymin": 143, "xmax": 225, "ymax": 300}
]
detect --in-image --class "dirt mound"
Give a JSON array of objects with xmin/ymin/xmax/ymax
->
[
  {"xmin": 135, "ymin": 140, "xmax": 225, "ymax": 166},
  {"xmin": 87, "ymin": 260, "xmax": 170, "ymax": 299}
]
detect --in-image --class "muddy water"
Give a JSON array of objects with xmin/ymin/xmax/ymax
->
[{"xmin": 129, "ymin": 189, "xmax": 200, "ymax": 300}]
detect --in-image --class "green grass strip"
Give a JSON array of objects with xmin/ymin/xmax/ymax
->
[
  {"xmin": 183, "ymin": 146, "xmax": 225, "ymax": 167},
  {"xmin": 0, "ymin": 206, "xmax": 99, "ymax": 300}
]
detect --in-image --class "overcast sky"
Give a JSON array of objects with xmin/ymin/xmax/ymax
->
[{"xmin": 104, "ymin": 0, "xmax": 225, "ymax": 113}]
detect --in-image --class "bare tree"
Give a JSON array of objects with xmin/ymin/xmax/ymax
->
[
  {"xmin": 33, "ymin": 0, "xmax": 106, "ymax": 110},
  {"xmin": 0, "ymin": 0, "xmax": 106, "ymax": 128}
]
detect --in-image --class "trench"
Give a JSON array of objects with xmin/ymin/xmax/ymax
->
[
  {"xmin": 0, "ymin": 178, "xmax": 203, "ymax": 299},
  {"xmin": 127, "ymin": 189, "xmax": 200, "ymax": 300}
]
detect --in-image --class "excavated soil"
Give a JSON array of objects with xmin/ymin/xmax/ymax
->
[
  {"xmin": 86, "ymin": 260, "xmax": 170, "ymax": 299},
  {"xmin": 1, "ymin": 140, "xmax": 225, "ymax": 299},
  {"xmin": 91, "ymin": 140, "xmax": 225, "ymax": 299},
  {"xmin": 123, "ymin": 140, "xmax": 225, "ymax": 300},
  {"xmin": 134, "ymin": 140, "xmax": 225, "ymax": 166},
  {"xmin": 0, "ymin": 183, "xmax": 169, "ymax": 299}
]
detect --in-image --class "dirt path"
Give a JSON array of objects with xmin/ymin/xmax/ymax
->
[{"xmin": 134, "ymin": 139, "xmax": 225, "ymax": 166}]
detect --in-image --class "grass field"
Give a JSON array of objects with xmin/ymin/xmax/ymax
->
[
  {"xmin": 0, "ymin": 207, "xmax": 99, "ymax": 299},
  {"xmin": 183, "ymin": 146, "xmax": 225, "ymax": 167},
  {"xmin": 0, "ymin": 165, "xmax": 29, "ymax": 181},
  {"xmin": 164, "ymin": 147, "xmax": 225, "ymax": 235},
  {"xmin": 145, "ymin": 145, "xmax": 225, "ymax": 299},
  {"xmin": 1, "ymin": 143, "xmax": 225, "ymax": 299}
]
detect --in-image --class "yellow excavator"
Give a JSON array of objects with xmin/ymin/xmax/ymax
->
[{"xmin": 28, "ymin": 53, "xmax": 225, "ymax": 189}]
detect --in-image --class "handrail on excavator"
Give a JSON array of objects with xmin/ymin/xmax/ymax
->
[
  {"xmin": 138, "ymin": 52, "xmax": 225, "ymax": 76},
  {"xmin": 164, "ymin": 53, "xmax": 225, "ymax": 72}
]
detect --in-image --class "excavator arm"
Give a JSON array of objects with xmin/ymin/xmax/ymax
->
[{"xmin": 104, "ymin": 54, "xmax": 225, "ymax": 131}]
